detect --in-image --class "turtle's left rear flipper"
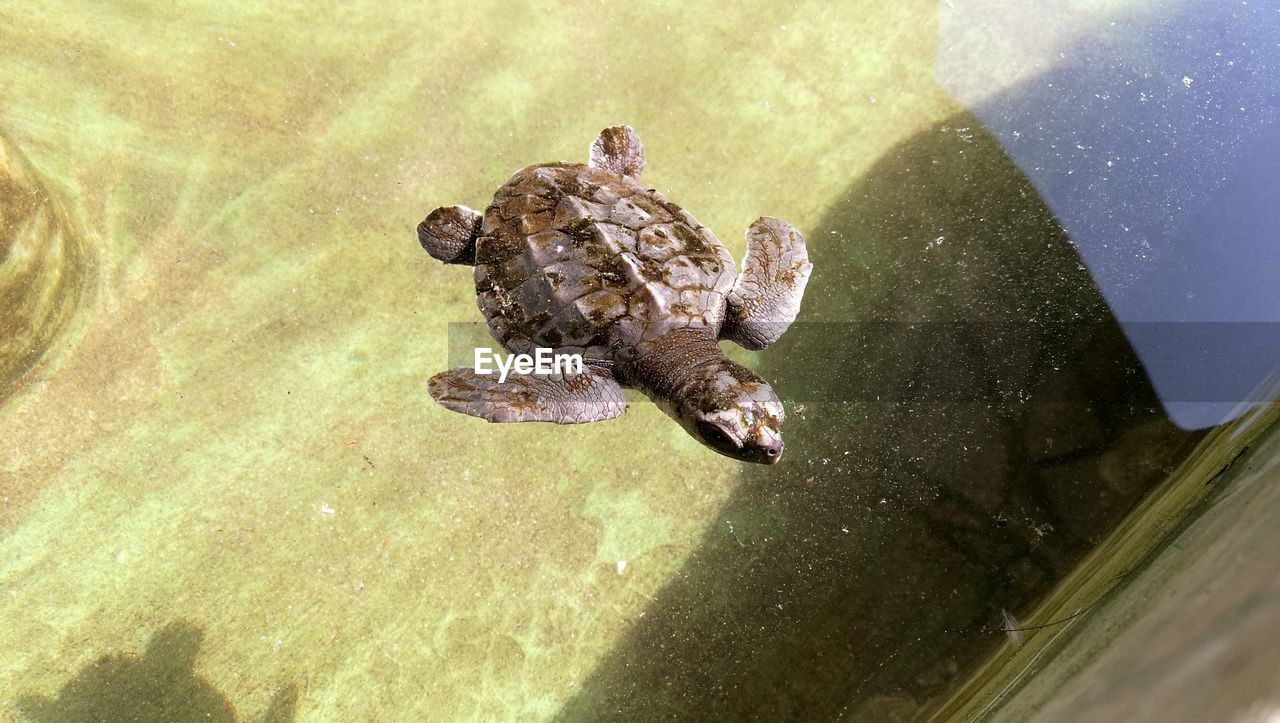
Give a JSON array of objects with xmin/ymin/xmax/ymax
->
[
  {"xmin": 588, "ymin": 125, "xmax": 644, "ymax": 178},
  {"xmin": 720, "ymin": 217, "xmax": 813, "ymax": 350},
  {"xmin": 428, "ymin": 365, "xmax": 626, "ymax": 424}
]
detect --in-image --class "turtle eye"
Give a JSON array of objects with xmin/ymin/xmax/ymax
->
[{"xmin": 696, "ymin": 420, "xmax": 742, "ymax": 450}]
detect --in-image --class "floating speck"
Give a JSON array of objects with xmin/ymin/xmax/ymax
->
[{"xmin": 1002, "ymin": 609, "xmax": 1025, "ymax": 649}]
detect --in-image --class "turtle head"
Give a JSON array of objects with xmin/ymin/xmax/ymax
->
[
  {"xmin": 683, "ymin": 369, "xmax": 787, "ymax": 465},
  {"xmin": 629, "ymin": 329, "xmax": 788, "ymax": 464}
]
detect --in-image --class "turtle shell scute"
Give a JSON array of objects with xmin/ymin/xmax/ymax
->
[{"xmin": 474, "ymin": 163, "xmax": 735, "ymax": 354}]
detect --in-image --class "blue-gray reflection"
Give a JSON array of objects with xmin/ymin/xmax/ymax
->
[{"xmin": 938, "ymin": 0, "xmax": 1280, "ymax": 428}]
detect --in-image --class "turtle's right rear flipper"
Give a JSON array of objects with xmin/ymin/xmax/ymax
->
[
  {"xmin": 418, "ymin": 205, "xmax": 481, "ymax": 265},
  {"xmin": 428, "ymin": 365, "xmax": 626, "ymax": 424}
]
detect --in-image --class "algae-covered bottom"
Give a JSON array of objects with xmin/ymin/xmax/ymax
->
[
  {"xmin": 0, "ymin": 131, "xmax": 94, "ymax": 406},
  {"xmin": 0, "ymin": 0, "xmax": 1274, "ymax": 720}
]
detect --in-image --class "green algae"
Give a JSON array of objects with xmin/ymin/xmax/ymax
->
[
  {"xmin": 0, "ymin": 131, "xmax": 95, "ymax": 408},
  {"xmin": 1, "ymin": 1, "xmax": 1270, "ymax": 720},
  {"xmin": 0, "ymin": 2, "xmax": 948, "ymax": 718}
]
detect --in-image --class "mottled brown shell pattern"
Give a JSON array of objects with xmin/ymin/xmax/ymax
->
[{"xmin": 473, "ymin": 162, "xmax": 735, "ymax": 360}]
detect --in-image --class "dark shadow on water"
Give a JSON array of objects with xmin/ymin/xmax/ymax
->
[
  {"xmin": 557, "ymin": 108, "xmax": 1204, "ymax": 721},
  {"xmin": 16, "ymin": 621, "xmax": 297, "ymax": 723}
]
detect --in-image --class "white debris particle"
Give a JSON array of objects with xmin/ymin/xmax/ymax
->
[
  {"xmin": 616, "ymin": 560, "xmax": 627, "ymax": 575},
  {"xmin": 1002, "ymin": 609, "xmax": 1025, "ymax": 649},
  {"xmin": 1182, "ymin": 76, "xmax": 1194, "ymax": 87},
  {"xmin": 319, "ymin": 502, "xmax": 335, "ymax": 516}
]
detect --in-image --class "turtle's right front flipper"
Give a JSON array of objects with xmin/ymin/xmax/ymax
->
[
  {"xmin": 428, "ymin": 365, "xmax": 626, "ymax": 424},
  {"xmin": 418, "ymin": 205, "xmax": 481, "ymax": 265}
]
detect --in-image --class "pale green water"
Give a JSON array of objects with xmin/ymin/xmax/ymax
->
[{"xmin": 1, "ymin": 1, "xmax": 1274, "ymax": 721}]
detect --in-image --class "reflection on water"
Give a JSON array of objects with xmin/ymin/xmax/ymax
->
[
  {"xmin": 939, "ymin": 0, "xmax": 1280, "ymax": 429},
  {"xmin": 559, "ymin": 112, "xmax": 1202, "ymax": 720},
  {"xmin": 0, "ymin": 131, "xmax": 94, "ymax": 406}
]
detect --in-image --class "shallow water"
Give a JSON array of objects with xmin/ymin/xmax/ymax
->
[{"xmin": 1, "ymin": 1, "xmax": 1276, "ymax": 720}]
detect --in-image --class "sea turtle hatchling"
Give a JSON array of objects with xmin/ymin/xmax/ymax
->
[{"xmin": 417, "ymin": 125, "xmax": 812, "ymax": 464}]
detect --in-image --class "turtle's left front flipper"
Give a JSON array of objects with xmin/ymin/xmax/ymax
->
[
  {"xmin": 428, "ymin": 365, "xmax": 626, "ymax": 424},
  {"xmin": 721, "ymin": 217, "xmax": 813, "ymax": 350}
]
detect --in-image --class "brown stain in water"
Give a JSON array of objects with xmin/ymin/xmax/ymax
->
[{"xmin": 0, "ymin": 131, "xmax": 96, "ymax": 409}]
